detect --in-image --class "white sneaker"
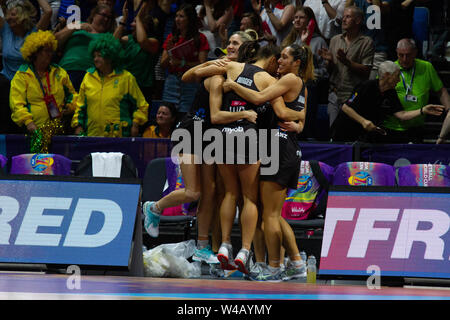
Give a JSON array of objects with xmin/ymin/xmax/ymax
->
[
  {"xmin": 283, "ymin": 260, "xmax": 307, "ymax": 280},
  {"xmin": 193, "ymin": 245, "xmax": 219, "ymax": 264},
  {"xmin": 234, "ymin": 249, "xmax": 251, "ymax": 275},
  {"xmin": 217, "ymin": 243, "xmax": 236, "ymax": 270},
  {"xmin": 143, "ymin": 201, "xmax": 160, "ymax": 238}
]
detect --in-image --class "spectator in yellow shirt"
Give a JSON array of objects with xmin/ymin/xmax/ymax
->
[
  {"xmin": 10, "ymin": 30, "xmax": 77, "ymax": 134},
  {"xmin": 72, "ymin": 33, "xmax": 149, "ymax": 137},
  {"xmin": 143, "ymin": 102, "xmax": 178, "ymax": 139}
]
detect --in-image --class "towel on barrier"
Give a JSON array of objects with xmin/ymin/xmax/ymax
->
[{"xmin": 91, "ymin": 152, "xmax": 124, "ymax": 177}]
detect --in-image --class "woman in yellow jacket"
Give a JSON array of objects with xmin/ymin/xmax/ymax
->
[
  {"xmin": 72, "ymin": 33, "xmax": 149, "ymax": 137},
  {"xmin": 10, "ymin": 30, "xmax": 77, "ymax": 133}
]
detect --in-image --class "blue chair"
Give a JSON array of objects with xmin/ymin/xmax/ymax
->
[{"xmin": 412, "ymin": 7, "xmax": 431, "ymax": 58}]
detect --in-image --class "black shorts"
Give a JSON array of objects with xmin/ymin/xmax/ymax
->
[
  {"xmin": 171, "ymin": 118, "xmax": 211, "ymax": 160},
  {"xmin": 259, "ymin": 130, "xmax": 301, "ymax": 189},
  {"xmin": 215, "ymin": 121, "xmax": 259, "ymax": 165}
]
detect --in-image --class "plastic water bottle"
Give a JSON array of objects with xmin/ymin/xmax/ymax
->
[
  {"xmin": 306, "ymin": 255, "xmax": 317, "ymax": 284},
  {"xmin": 300, "ymin": 251, "xmax": 307, "ymax": 263}
]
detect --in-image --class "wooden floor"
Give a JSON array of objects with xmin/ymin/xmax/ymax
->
[{"xmin": 0, "ymin": 271, "xmax": 449, "ymax": 300}]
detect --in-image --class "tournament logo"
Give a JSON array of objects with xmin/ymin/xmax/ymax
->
[
  {"xmin": 348, "ymin": 171, "xmax": 373, "ymax": 186},
  {"xmin": 30, "ymin": 154, "xmax": 54, "ymax": 173}
]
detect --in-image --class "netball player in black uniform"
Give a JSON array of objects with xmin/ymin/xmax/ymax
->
[
  {"xmin": 194, "ymin": 43, "xmax": 305, "ymax": 274},
  {"xmin": 142, "ymin": 32, "xmax": 258, "ymax": 266},
  {"xmin": 223, "ymin": 44, "xmax": 315, "ymax": 281}
]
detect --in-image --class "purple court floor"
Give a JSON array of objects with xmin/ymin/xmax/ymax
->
[{"xmin": 0, "ymin": 272, "xmax": 449, "ymax": 300}]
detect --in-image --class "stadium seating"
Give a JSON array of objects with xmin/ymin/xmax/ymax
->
[{"xmin": 332, "ymin": 161, "xmax": 396, "ymax": 186}]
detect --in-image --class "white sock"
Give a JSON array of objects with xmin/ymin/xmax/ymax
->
[
  {"xmin": 237, "ymin": 248, "xmax": 249, "ymax": 260},
  {"xmin": 267, "ymin": 265, "xmax": 280, "ymax": 273}
]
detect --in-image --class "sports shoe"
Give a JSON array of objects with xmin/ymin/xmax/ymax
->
[
  {"xmin": 217, "ymin": 243, "xmax": 237, "ymax": 270},
  {"xmin": 143, "ymin": 201, "xmax": 160, "ymax": 238},
  {"xmin": 234, "ymin": 248, "xmax": 251, "ymax": 274},
  {"xmin": 193, "ymin": 245, "xmax": 219, "ymax": 264},
  {"xmin": 282, "ymin": 260, "xmax": 307, "ymax": 281},
  {"xmin": 209, "ymin": 263, "xmax": 225, "ymax": 278},
  {"xmin": 245, "ymin": 262, "xmax": 267, "ymax": 280},
  {"xmin": 249, "ymin": 266, "xmax": 284, "ymax": 282}
]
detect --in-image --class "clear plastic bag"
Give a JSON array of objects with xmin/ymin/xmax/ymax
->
[{"xmin": 143, "ymin": 240, "xmax": 201, "ymax": 278}]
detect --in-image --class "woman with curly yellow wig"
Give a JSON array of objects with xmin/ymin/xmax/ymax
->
[
  {"xmin": 9, "ymin": 30, "xmax": 77, "ymax": 142},
  {"xmin": 71, "ymin": 33, "xmax": 149, "ymax": 138}
]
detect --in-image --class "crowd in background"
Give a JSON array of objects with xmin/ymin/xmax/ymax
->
[{"xmin": 0, "ymin": 0, "xmax": 449, "ymax": 144}]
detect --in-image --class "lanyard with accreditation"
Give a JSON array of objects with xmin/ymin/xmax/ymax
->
[
  {"xmin": 400, "ymin": 64, "xmax": 418, "ymax": 103},
  {"xmin": 31, "ymin": 67, "xmax": 62, "ymax": 119}
]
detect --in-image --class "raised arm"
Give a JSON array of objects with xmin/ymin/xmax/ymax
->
[
  {"xmin": 204, "ymin": 0, "xmax": 233, "ymax": 33},
  {"xmin": 114, "ymin": 0, "xmax": 128, "ymax": 40},
  {"xmin": 181, "ymin": 59, "xmax": 228, "ymax": 82},
  {"xmin": 265, "ymin": 3, "xmax": 295, "ymax": 32},
  {"xmin": 194, "ymin": 63, "xmax": 228, "ymax": 79},
  {"xmin": 0, "ymin": 0, "xmax": 5, "ymax": 29},
  {"xmin": 135, "ymin": 1, "xmax": 159, "ymax": 54},
  {"xmin": 36, "ymin": 0, "xmax": 53, "ymax": 30}
]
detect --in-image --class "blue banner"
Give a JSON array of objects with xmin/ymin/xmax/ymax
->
[{"xmin": 0, "ymin": 177, "xmax": 141, "ymax": 267}]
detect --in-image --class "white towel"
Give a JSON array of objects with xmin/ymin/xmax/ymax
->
[{"xmin": 91, "ymin": 152, "xmax": 124, "ymax": 178}]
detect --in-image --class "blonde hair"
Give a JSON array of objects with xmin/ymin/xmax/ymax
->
[
  {"xmin": 232, "ymin": 28, "xmax": 259, "ymax": 43},
  {"xmin": 5, "ymin": 0, "xmax": 37, "ymax": 32},
  {"xmin": 21, "ymin": 30, "xmax": 57, "ymax": 62}
]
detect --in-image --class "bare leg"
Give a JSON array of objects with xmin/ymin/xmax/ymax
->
[
  {"xmin": 211, "ymin": 169, "xmax": 224, "ymax": 252},
  {"xmin": 260, "ymin": 181, "xmax": 286, "ymax": 268},
  {"xmin": 280, "ymin": 217, "xmax": 302, "ymax": 262},
  {"xmin": 253, "ymin": 218, "xmax": 266, "ymax": 263},
  {"xmin": 217, "ymin": 164, "xmax": 240, "ymax": 245},
  {"xmin": 236, "ymin": 162, "xmax": 260, "ymax": 251},
  {"xmin": 156, "ymin": 154, "xmax": 201, "ymax": 210},
  {"xmin": 196, "ymin": 163, "xmax": 217, "ymax": 242}
]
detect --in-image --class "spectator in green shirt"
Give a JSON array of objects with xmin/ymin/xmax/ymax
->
[
  {"xmin": 381, "ymin": 38, "xmax": 450, "ymax": 143},
  {"xmin": 114, "ymin": 0, "xmax": 159, "ymax": 105},
  {"xmin": 55, "ymin": 4, "xmax": 117, "ymax": 91}
]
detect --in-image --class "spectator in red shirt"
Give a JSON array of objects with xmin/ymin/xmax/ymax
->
[{"xmin": 160, "ymin": 3, "xmax": 210, "ymax": 113}]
